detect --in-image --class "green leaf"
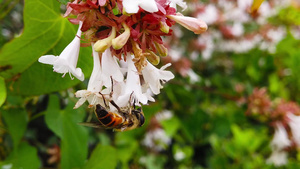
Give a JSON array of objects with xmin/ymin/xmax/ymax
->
[
  {"xmin": 10, "ymin": 45, "xmax": 92, "ymax": 96},
  {"xmin": 61, "ymin": 109, "xmax": 88, "ymax": 169},
  {"xmin": 211, "ymin": 116, "xmax": 231, "ymax": 138},
  {"xmin": 268, "ymin": 74, "xmax": 280, "ymax": 94},
  {"xmin": 181, "ymin": 110, "xmax": 210, "ymax": 142},
  {"xmin": 57, "ymin": 0, "xmax": 69, "ymax": 5},
  {"xmin": 141, "ymin": 154, "xmax": 167, "ymax": 169},
  {"xmin": 45, "ymin": 95, "xmax": 88, "ymax": 169},
  {"xmin": 0, "ymin": 0, "xmax": 93, "ymax": 95},
  {"xmin": 45, "ymin": 95, "xmax": 63, "ymax": 138},
  {"xmin": 0, "ymin": 76, "xmax": 6, "ymax": 107},
  {"xmin": 2, "ymin": 108, "xmax": 28, "ymax": 149},
  {"xmin": 115, "ymin": 132, "xmax": 139, "ymax": 166},
  {"xmin": 278, "ymin": 6, "xmax": 300, "ymax": 25},
  {"xmin": 173, "ymin": 144, "xmax": 194, "ymax": 162},
  {"xmin": 230, "ymin": 125, "xmax": 266, "ymax": 153},
  {"xmin": 0, "ymin": 142, "xmax": 40, "ymax": 169},
  {"xmin": 0, "ymin": 0, "xmax": 64, "ymax": 79},
  {"xmin": 84, "ymin": 144, "xmax": 117, "ymax": 169},
  {"xmin": 160, "ymin": 116, "xmax": 181, "ymax": 137}
]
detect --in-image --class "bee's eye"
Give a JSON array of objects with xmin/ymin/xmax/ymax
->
[{"xmin": 138, "ymin": 114, "xmax": 145, "ymax": 127}]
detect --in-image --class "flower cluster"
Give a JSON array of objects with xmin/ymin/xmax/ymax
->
[
  {"xmin": 161, "ymin": 0, "xmax": 298, "ymax": 80},
  {"xmin": 38, "ymin": 0, "xmax": 207, "ymax": 110},
  {"xmin": 246, "ymin": 88, "xmax": 300, "ymax": 166},
  {"xmin": 193, "ymin": 0, "xmax": 294, "ymax": 58}
]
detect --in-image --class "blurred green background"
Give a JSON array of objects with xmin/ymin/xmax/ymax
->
[{"xmin": 1, "ymin": 0, "xmax": 300, "ymax": 168}]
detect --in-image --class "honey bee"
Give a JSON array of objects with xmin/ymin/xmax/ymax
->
[
  {"xmin": 93, "ymin": 101, "xmax": 145, "ymax": 131},
  {"xmin": 80, "ymin": 79, "xmax": 145, "ymax": 131}
]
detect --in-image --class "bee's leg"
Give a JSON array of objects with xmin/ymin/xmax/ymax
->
[
  {"xmin": 99, "ymin": 92, "xmax": 108, "ymax": 108},
  {"xmin": 128, "ymin": 92, "xmax": 135, "ymax": 115},
  {"xmin": 110, "ymin": 100, "xmax": 122, "ymax": 113},
  {"xmin": 109, "ymin": 76, "xmax": 114, "ymax": 98},
  {"xmin": 133, "ymin": 99, "xmax": 136, "ymax": 110},
  {"xmin": 129, "ymin": 91, "xmax": 134, "ymax": 106}
]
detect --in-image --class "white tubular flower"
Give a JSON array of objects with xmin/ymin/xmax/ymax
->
[
  {"xmin": 74, "ymin": 45, "xmax": 103, "ymax": 109},
  {"xmin": 74, "ymin": 90, "xmax": 94, "ymax": 109},
  {"xmin": 39, "ymin": 22, "xmax": 84, "ymax": 81},
  {"xmin": 266, "ymin": 150, "xmax": 288, "ymax": 167},
  {"xmin": 142, "ymin": 128, "xmax": 171, "ymax": 151},
  {"xmin": 169, "ymin": 0, "xmax": 187, "ymax": 11},
  {"xmin": 101, "ymin": 49, "xmax": 124, "ymax": 88},
  {"xmin": 287, "ymin": 113, "xmax": 300, "ymax": 146},
  {"xmin": 142, "ymin": 62, "xmax": 174, "ymax": 95},
  {"xmin": 167, "ymin": 14, "xmax": 208, "ymax": 34},
  {"xmin": 122, "ymin": 0, "xmax": 158, "ymax": 14},
  {"xmin": 87, "ymin": 46, "xmax": 103, "ymax": 92},
  {"xmin": 155, "ymin": 110, "xmax": 173, "ymax": 121},
  {"xmin": 266, "ymin": 122, "xmax": 290, "ymax": 167},
  {"xmin": 174, "ymin": 151, "xmax": 186, "ymax": 161},
  {"xmin": 271, "ymin": 123, "xmax": 291, "ymax": 151},
  {"xmin": 116, "ymin": 55, "xmax": 148, "ymax": 107}
]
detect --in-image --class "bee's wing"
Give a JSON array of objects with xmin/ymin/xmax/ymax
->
[{"xmin": 78, "ymin": 122, "xmax": 105, "ymax": 129}]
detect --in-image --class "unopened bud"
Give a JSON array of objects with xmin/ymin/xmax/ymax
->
[
  {"xmin": 160, "ymin": 22, "xmax": 169, "ymax": 33},
  {"xmin": 98, "ymin": 0, "xmax": 106, "ymax": 6},
  {"xmin": 112, "ymin": 23, "xmax": 130, "ymax": 50},
  {"xmin": 93, "ymin": 27, "xmax": 116, "ymax": 52},
  {"xmin": 154, "ymin": 42, "xmax": 168, "ymax": 57},
  {"xmin": 167, "ymin": 13, "xmax": 207, "ymax": 34},
  {"xmin": 146, "ymin": 50, "xmax": 160, "ymax": 65}
]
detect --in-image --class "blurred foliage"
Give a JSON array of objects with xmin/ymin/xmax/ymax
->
[{"xmin": 1, "ymin": 0, "xmax": 300, "ymax": 169}]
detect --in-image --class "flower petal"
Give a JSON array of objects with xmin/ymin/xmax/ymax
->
[
  {"xmin": 169, "ymin": 0, "xmax": 187, "ymax": 11},
  {"xmin": 87, "ymin": 45, "xmax": 103, "ymax": 92},
  {"xmin": 38, "ymin": 22, "xmax": 84, "ymax": 81},
  {"xmin": 138, "ymin": 0, "xmax": 158, "ymax": 13},
  {"xmin": 123, "ymin": 0, "xmax": 139, "ymax": 13},
  {"xmin": 117, "ymin": 55, "xmax": 148, "ymax": 106},
  {"xmin": 101, "ymin": 49, "xmax": 124, "ymax": 87},
  {"xmin": 168, "ymin": 14, "xmax": 208, "ymax": 34},
  {"xmin": 142, "ymin": 62, "xmax": 174, "ymax": 95},
  {"xmin": 38, "ymin": 55, "xmax": 58, "ymax": 65},
  {"xmin": 266, "ymin": 151, "xmax": 288, "ymax": 167},
  {"xmin": 271, "ymin": 123, "xmax": 291, "ymax": 151},
  {"xmin": 287, "ymin": 113, "xmax": 300, "ymax": 146},
  {"xmin": 123, "ymin": 0, "xmax": 158, "ymax": 14}
]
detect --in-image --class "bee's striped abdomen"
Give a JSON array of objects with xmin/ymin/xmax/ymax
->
[{"xmin": 95, "ymin": 104, "xmax": 124, "ymax": 128}]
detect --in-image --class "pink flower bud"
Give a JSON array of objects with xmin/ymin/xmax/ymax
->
[
  {"xmin": 145, "ymin": 49, "xmax": 160, "ymax": 65},
  {"xmin": 160, "ymin": 22, "xmax": 169, "ymax": 34},
  {"xmin": 112, "ymin": 23, "xmax": 131, "ymax": 50},
  {"xmin": 154, "ymin": 42, "xmax": 168, "ymax": 57},
  {"xmin": 93, "ymin": 27, "xmax": 116, "ymax": 52},
  {"xmin": 167, "ymin": 13, "xmax": 208, "ymax": 34}
]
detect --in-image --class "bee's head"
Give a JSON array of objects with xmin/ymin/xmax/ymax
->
[
  {"xmin": 138, "ymin": 113, "xmax": 145, "ymax": 127},
  {"xmin": 132, "ymin": 108, "xmax": 145, "ymax": 127}
]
